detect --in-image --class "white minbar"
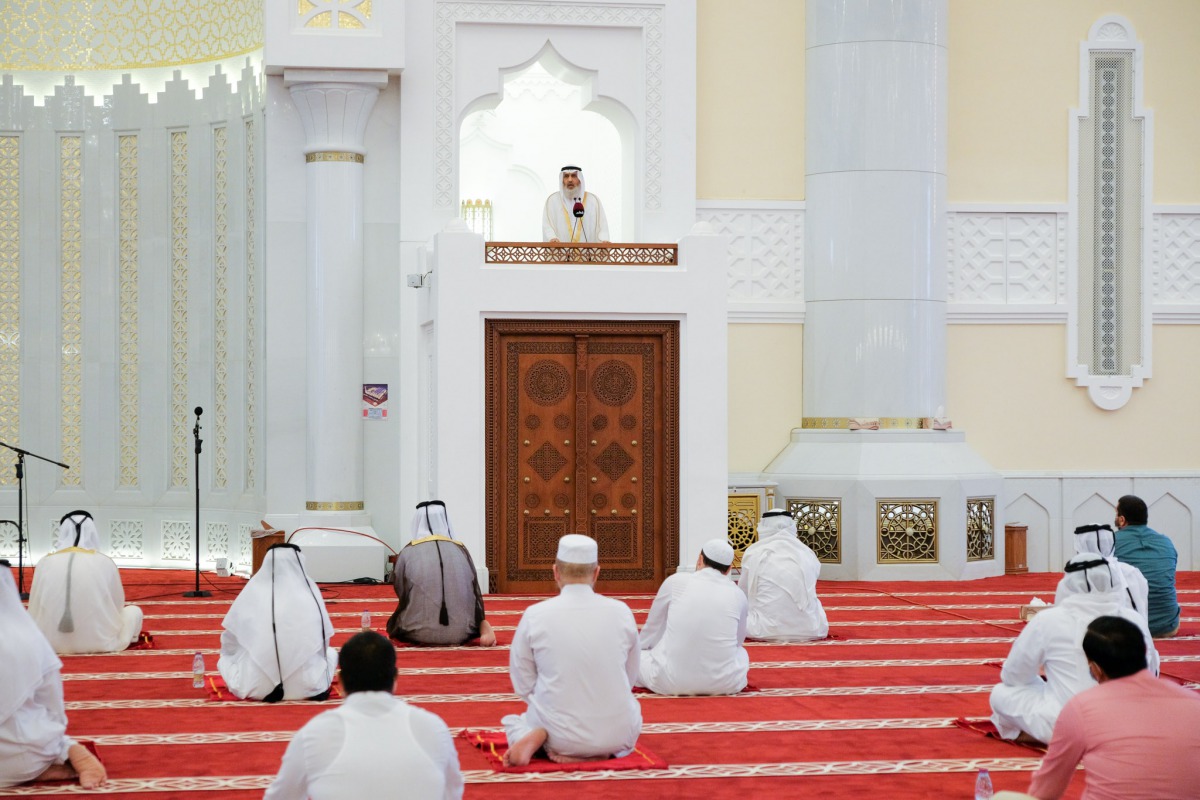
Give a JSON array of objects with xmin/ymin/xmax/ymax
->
[{"xmin": 762, "ymin": 0, "xmax": 1003, "ymax": 580}]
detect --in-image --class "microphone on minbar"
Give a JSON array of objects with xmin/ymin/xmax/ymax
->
[
  {"xmin": 572, "ymin": 199, "xmax": 585, "ymax": 218},
  {"xmin": 194, "ymin": 406, "xmax": 203, "ymax": 417}
]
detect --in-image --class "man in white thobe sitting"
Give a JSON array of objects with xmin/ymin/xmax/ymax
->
[
  {"xmin": 1054, "ymin": 523, "xmax": 1149, "ymax": 619},
  {"xmin": 739, "ymin": 508, "xmax": 829, "ymax": 641},
  {"xmin": 218, "ymin": 543, "xmax": 338, "ymax": 702},
  {"xmin": 502, "ymin": 534, "xmax": 642, "ymax": 766},
  {"xmin": 636, "ymin": 538, "xmax": 750, "ymax": 696},
  {"xmin": 989, "ymin": 552, "xmax": 1159, "ymax": 744},
  {"xmin": 28, "ymin": 511, "xmax": 142, "ymax": 654},
  {"xmin": 0, "ymin": 561, "xmax": 106, "ymax": 789},
  {"xmin": 264, "ymin": 630, "xmax": 463, "ymax": 799},
  {"xmin": 542, "ymin": 165, "xmax": 610, "ymax": 243}
]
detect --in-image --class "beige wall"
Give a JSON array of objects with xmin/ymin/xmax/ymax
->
[{"xmin": 712, "ymin": 2, "xmax": 1200, "ymax": 473}]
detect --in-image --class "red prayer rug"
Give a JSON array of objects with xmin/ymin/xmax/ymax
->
[
  {"xmin": 127, "ymin": 632, "xmax": 157, "ymax": 650},
  {"xmin": 458, "ymin": 730, "xmax": 668, "ymax": 773},
  {"xmin": 204, "ymin": 675, "xmax": 342, "ymax": 702},
  {"xmin": 633, "ymin": 683, "xmax": 761, "ymax": 695},
  {"xmin": 953, "ymin": 717, "xmax": 1047, "ymax": 753}
]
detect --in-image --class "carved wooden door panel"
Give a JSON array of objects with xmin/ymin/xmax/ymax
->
[{"xmin": 486, "ymin": 320, "xmax": 678, "ymax": 594}]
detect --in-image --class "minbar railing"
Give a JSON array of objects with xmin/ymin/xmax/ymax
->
[{"xmin": 484, "ymin": 242, "xmax": 678, "ymax": 266}]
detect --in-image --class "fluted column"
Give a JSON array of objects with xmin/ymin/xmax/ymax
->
[
  {"xmin": 287, "ymin": 71, "xmax": 387, "ymax": 513},
  {"xmin": 804, "ymin": 0, "xmax": 947, "ymax": 422}
]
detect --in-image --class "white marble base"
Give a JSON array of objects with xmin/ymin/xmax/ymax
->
[{"xmin": 763, "ymin": 429, "xmax": 1004, "ymax": 581}]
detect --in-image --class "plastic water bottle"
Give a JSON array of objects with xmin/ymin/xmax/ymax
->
[
  {"xmin": 361, "ymin": 609, "xmax": 371, "ymax": 631},
  {"xmin": 975, "ymin": 768, "xmax": 994, "ymax": 800},
  {"xmin": 192, "ymin": 652, "xmax": 205, "ymax": 689}
]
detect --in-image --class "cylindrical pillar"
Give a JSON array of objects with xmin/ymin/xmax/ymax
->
[
  {"xmin": 288, "ymin": 76, "xmax": 385, "ymax": 512},
  {"xmin": 804, "ymin": 0, "xmax": 947, "ymax": 421}
]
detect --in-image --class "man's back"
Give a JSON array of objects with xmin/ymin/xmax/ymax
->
[
  {"xmin": 639, "ymin": 569, "xmax": 749, "ymax": 695},
  {"xmin": 28, "ymin": 549, "xmax": 138, "ymax": 654},
  {"xmin": 1114, "ymin": 525, "xmax": 1180, "ymax": 635},
  {"xmin": 740, "ymin": 535, "xmax": 828, "ymax": 641},
  {"xmin": 1028, "ymin": 671, "xmax": 1200, "ymax": 799},
  {"xmin": 509, "ymin": 583, "xmax": 641, "ymax": 758},
  {"xmin": 387, "ymin": 538, "xmax": 483, "ymax": 645}
]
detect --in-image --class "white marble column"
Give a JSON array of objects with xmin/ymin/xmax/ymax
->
[
  {"xmin": 804, "ymin": 0, "xmax": 947, "ymax": 422},
  {"xmin": 286, "ymin": 70, "xmax": 387, "ymax": 512}
]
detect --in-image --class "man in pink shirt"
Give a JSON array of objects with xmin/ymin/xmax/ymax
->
[{"xmin": 1027, "ymin": 615, "xmax": 1200, "ymax": 799}]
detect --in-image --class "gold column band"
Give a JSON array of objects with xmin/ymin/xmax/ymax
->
[
  {"xmin": 305, "ymin": 151, "xmax": 365, "ymax": 164},
  {"xmin": 801, "ymin": 417, "xmax": 928, "ymax": 430},
  {"xmin": 305, "ymin": 501, "xmax": 365, "ymax": 511}
]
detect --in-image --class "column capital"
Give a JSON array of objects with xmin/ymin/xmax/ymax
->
[{"xmin": 285, "ymin": 70, "xmax": 388, "ymax": 154}]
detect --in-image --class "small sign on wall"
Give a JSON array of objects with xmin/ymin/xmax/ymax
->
[{"xmin": 363, "ymin": 384, "xmax": 388, "ymax": 420}]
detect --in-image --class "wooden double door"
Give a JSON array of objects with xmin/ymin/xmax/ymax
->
[{"xmin": 486, "ymin": 320, "xmax": 679, "ymax": 593}]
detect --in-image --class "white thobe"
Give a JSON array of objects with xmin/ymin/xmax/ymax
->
[
  {"xmin": 0, "ymin": 568, "xmax": 74, "ymax": 788},
  {"xmin": 28, "ymin": 549, "xmax": 142, "ymax": 654},
  {"xmin": 218, "ymin": 547, "xmax": 338, "ymax": 700},
  {"xmin": 264, "ymin": 691, "xmax": 463, "ymax": 800},
  {"xmin": 989, "ymin": 591, "xmax": 1159, "ymax": 743},
  {"xmin": 739, "ymin": 534, "xmax": 829, "ymax": 641},
  {"xmin": 637, "ymin": 568, "xmax": 749, "ymax": 696},
  {"xmin": 542, "ymin": 192, "xmax": 610, "ymax": 242},
  {"xmin": 503, "ymin": 583, "xmax": 641, "ymax": 759},
  {"xmin": 1053, "ymin": 559, "xmax": 1149, "ymax": 621}
]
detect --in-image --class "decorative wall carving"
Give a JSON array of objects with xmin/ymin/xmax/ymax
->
[
  {"xmin": 299, "ymin": 0, "xmax": 373, "ymax": 30},
  {"xmin": 0, "ymin": 520, "xmax": 18, "ymax": 557},
  {"xmin": 170, "ymin": 130, "xmax": 190, "ymax": 489},
  {"xmin": 60, "ymin": 136, "xmax": 83, "ymax": 487},
  {"xmin": 1154, "ymin": 214, "xmax": 1200, "ymax": 303},
  {"xmin": 244, "ymin": 116, "xmax": 259, "ymax": 491},
  {"xmin": 213, "ymin": 126, "xmax": 229, "ymax": 490},
  {"xmin": 877, "ymin": 500, "xmax": 938, "ymax": 563},
  {"xmin": 787, "ymin": 498, "xmax": 842, "ymax": 564},
  {"xmin": 110, "ymin": 520, "xmax": 143, "ymax": 560},
  {"xmin": 697, "ymin": 205, "xmax": 804, "ymax": 311},
  {"xmin": 161, "ymin": 520, "xmax": 192, "ymax": 561},
  {"xmin": 237, "ymin": 523, "xmax": 252, "ymax": 568},
  {"xmin": 726, "ymin": 493, "xmax": 759, "ymax": 570},
  {"xmin": 0, "ymin": 136, "xmax": 18, "ymax": 480},
  {"xmin": 966, "ymin": 497, "xmax": 995, "ymax": 562},
  {"xmin": 947, "ymin": 212, "xmax": 1065, "ymax": 304},
  {"xmin": 205, "ymin": 521, "xmax": 230, "ymax": 563},
  {"xmin": 118, "ymin": 135, "xmax": 140, "ymax": 488}
]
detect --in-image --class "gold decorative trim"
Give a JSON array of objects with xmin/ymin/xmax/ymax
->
[
  {"xmin": 305, "ymin": 152, "xmax": 364, "ymax": 164},
  {"xmin": 877, "ymin": 499, "xmax": 939, "ymax": 564},
  {"xmin": 118, "ymin": 134, "xmax": 139, "ymax": 488},
  {"xmin": 485, "ymin": 242, "xmax": 679, "ymax": 266},
  {"xmin": 305, "ymin": 501, "xmax": 365, "ymax": 511},
  {"xmin": 802, "ymin": 417, "xmax": 927, "ymax": 430},
  {"xmin": 0, "ymin": 135, "xmax": 20, "ymax": 484},
  {"xmin": 726, "ymin": 494, "xmax": 760, "ymax": 569},
  {"xmin": 169, "ymin": 130, "xmax": 190, "ymax": 489},
  {"xmin": 60, "ymin": 136, "xmax": 83, "ymax": 487}
]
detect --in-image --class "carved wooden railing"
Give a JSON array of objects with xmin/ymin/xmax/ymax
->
[{"xmin": 484, "ymin": 241, "xmax": 678, "ymax": 266}]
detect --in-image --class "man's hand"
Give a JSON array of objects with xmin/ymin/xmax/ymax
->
[
  {"xmin": 478, "ymin": 620, "xmax": 498, "ymax": 647},
  {"xmin": 548, "ymin": 237, "xmax": 561, "ymax": 243}
]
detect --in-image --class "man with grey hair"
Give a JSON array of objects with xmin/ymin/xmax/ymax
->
[
  {"xmin": 636, "ymin": 538, "xmax": 749, "ymax": 696},
  {"xmin": 502, "ymin": 534, "xmax": 641, "ymax": 766},
  {"xmin": 739, "ymin": 509, "xmax": 829, "ymax": 641},
  {"xmin": 542, "ymin": 165, "xmax": 610, "ymax": 243}
]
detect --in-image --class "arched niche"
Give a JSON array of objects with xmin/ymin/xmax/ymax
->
[{"xmin": 459, "ymin": 43, "xmax": 635, "ymax": 241}]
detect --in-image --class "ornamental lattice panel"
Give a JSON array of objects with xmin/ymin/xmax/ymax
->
[
  {"xmin": 726, "ymin": 494, "xmax": 760, "ymax": 570},
  {"xmin": 877, "ymin": 500, "xmax": 938, "ymax": 563},
  {"xmin": 787, "ymin": 498, "xmax": 842, "ymax": 564},
  {"xmin": 966, "ymin": 497, "xmax": 995, "ymax": 562}
]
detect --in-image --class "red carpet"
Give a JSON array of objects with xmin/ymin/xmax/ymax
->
[
  {"xmin": 458, "ymin": 730, "xmax": 668, "ymax": 772},
  {"xmin": 5, "ymin": 568, "xmax": 1199, "ymax": 798}
]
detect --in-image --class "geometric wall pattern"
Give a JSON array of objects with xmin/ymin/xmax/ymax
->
[{"xmin": 161, "ymin": 521, "xmax": 193, "ymax": 561}]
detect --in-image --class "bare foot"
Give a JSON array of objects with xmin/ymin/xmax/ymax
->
[
  {"xmin": 68, "ymin": 744, "xmax": 107, "ymax": 788},
  {"xmin": 546, "ymin": 747, "xmax": 608, "ymax": 764},
  {"xmin": 502, "ymin": 728, "xmax": 548, "ymax": 767}
]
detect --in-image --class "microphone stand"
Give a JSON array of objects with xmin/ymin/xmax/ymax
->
[
  {"xmin": 183, "ymin": 409, "xmax": 211, "ymax": 598},
  {"xmin": 0, "ymin": 440, "xmax": 70, "ymax": 601}
]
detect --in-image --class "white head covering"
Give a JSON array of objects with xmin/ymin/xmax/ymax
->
[
  {"xmin": 1072, "ymin": 524, "xmax": 1116, "ymax": 557},
  {"xmin": 557, "ymin": 534, "xmax": 598, "ymax": 564},
  {"xmin": 0, "ymin": 562, "xmax": 63, "ymax": 721},
  {"xmin": 56, "ymin": 511, "xmax": 100, "ymax": 550},
  {"xmin": 702, "ymin": 538, "xmax": 735, "ymax": 568},
  {"xmin": 757, "ymin": 509, "xmax": 797, "ymax": 540},
  {"xmin": 1060, "ymin": 552, "xmax": 1117, "ymax": 596},
  {"xmin": 558, "ymin": 165, "xmax": 586, "ymax": 207},
  {"xmin": 411, "ymin": 500, "xmax": 453, "ymax": 540},
  {"xmin": 221, "ymin": 544, "xmax": 334, "ymax": 695}
]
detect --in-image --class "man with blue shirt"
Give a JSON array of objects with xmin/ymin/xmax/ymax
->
[{"xmin": 1114, "ymin": 495, "xmax": 1180, "ymax": 638}]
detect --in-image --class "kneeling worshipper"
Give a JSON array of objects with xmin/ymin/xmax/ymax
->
[
  {"xmin": 1053, "ymin": 523, "xmax": 1148, "ymax": 618},
  {"xmin": 0, "ymin": 561, "xmax": 106, "ymax": 789},
  {"xmin": 28, "ymin": 510, "xmax": 143, "ymax": 654},
  {"xmin": 989, "ymin": 553, "xmax": 1159, "ymax": 745},
  {"xmin": 218, "ymin": 543, "xmax": 338, "ymax": 701},
  {"xmin": 502, "ymin": 534, "xmax": 642, "ymax": 767},
  {"xmin": 265, "ymin": 631, "xmax": 463, "ymax": 799},
  {"xmin": 386, "ymin": 500, "xmax": 496, "ymax": 646},
  {"xmin": 636, "ymin": 538, "xmax": 750, "ymax": 696},
  {"xmin": 739, "ymin": 508, "xmax": 829, "ymax": 641}
]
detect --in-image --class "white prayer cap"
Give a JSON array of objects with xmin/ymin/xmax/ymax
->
[
  {"xmin": 757, "ymin": 508, "xmax": 796, "ymax": 539},
  {"xmin": 557, "ymin": 534, "xmax": 598, "ymax": 564},
  {"xmin": 702, "ymin": 538, "xmax": 735, "ymax": 567}
]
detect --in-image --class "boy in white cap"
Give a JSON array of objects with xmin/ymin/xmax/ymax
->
[
  {"xmin": 502, "ymin": 534, "xmax": 642, "ymax": 766},
  {"xmin": 636, "ymin": 538, "xmax": 749, "ymax": 695}
]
